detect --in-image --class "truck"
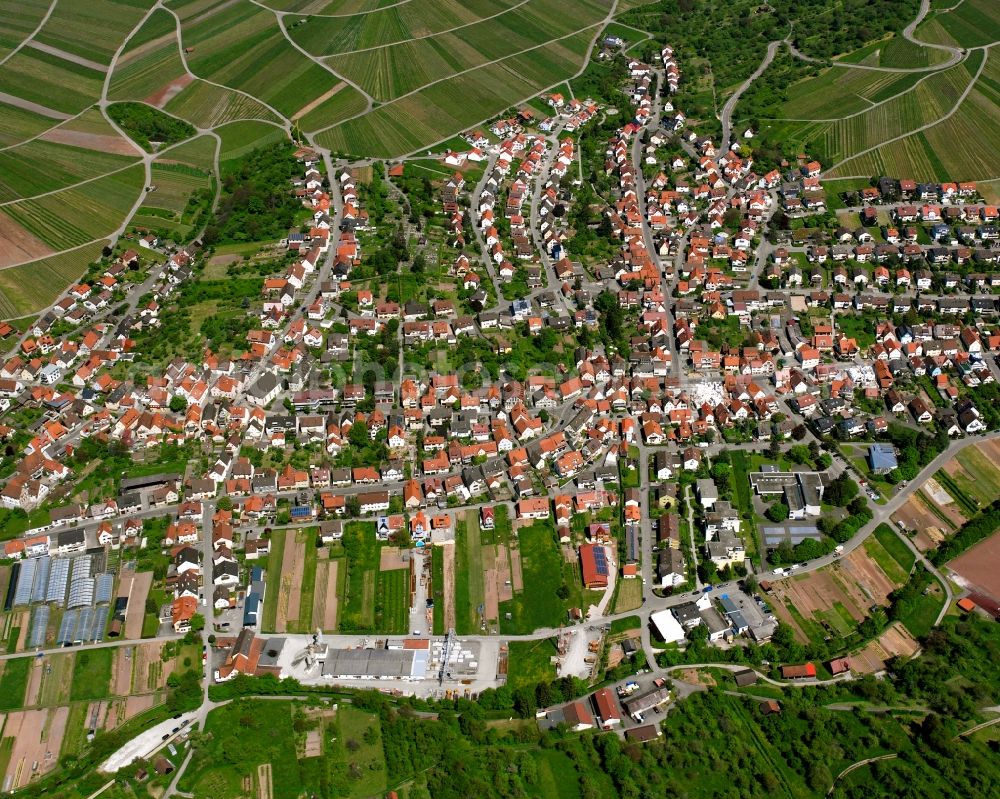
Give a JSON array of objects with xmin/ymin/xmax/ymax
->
[{"xmin": 834, "ymin": 545, "xmax": 844, "ymax": 556}]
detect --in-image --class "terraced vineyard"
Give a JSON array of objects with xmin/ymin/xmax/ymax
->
[{"xmin": 771, "ymin": 49, "xmax": 986, "ymax": 169}]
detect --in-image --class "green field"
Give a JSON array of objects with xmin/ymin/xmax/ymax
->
[
  {"xmin": 0, "ymin": 101, "xmax": 57, "ymax": 148},
  {"xmin": 339, "ymin": 521, "xmax": 380, "ymax": 631},
  {"xmin": 0, "ymin": 139, "xmax": 138, "ymax": 203},
  {"xmin": 317, "ymin": 25, "xmax": 600, "ymax": 156},
  {"xmin": 108, "ymin": 19, "xmax": 188, "ymax": 102},
  {"xmin": 70, "ymin": 648, "xmax": 114, "ymax": 702},
  {"xmin": 506, "ymin": 638, "xmax": 558, "ymax": 689},
  {"xmin": 499, "ymin": 521, "xmax": 572, "ymax": 634},
  {"xmin": 454, "ymin": 512, "xmax": 485, "ymax": 634},
  {"xmin": 872, "ymin": 524, "xmax": 916, "ymax": 575},
  {"xmin": 165, "ymin": 78, "xmax": 285, "ymax": 128},
  {"xmin": 287, "ymin": 528, "xmax": 319, "ymax": 634},
  {"xmin": 262, "ymin": 528, "xmax": 287, "ymax": 631},
  {"xmin": 181, "ymin": 699, "xmax": 328, "ymax": 799},
  {"xmin": 33, "ymin": 0, "xmax": 150, "ymax": 66},
  {"xmin": 915, "ymin": 0, "xmax": 1000, "ymax": 48},
  {"xmin": 772, "ymin": 50, "xmax": 982, "ymax": 168},
  {"xmin": 0, "ymin": 242, "xmax": 105, "ymax": 320},
  {"xmin": 0, "ymin": 657, "xmax": 29, "ymax": 711},
  {"xmin": 0, "ymin": 48, "xmax": 104, "ymax": 116},
  {"xmin": 830, "ymin": 48, "xmax": 1000, "ymax": 180},
  {"xmin": 431, "ymin": 545, "xmax": 445, "ymax": 635},
  {"xmin": 217, "ymin": 120, "xmax": 289, "ymax": 164},
  {"xmin": 375, "ymin": 567, "xmax": 410, "ymax": 634},
  {"xmin": 3, "ymin": 164, "xmax": 144, "ymax": 250}
]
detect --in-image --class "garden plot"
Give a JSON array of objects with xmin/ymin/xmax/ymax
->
[
  {"xmin": 849, "ymin": 623, "xmax": 920, "ymax": 674},
  {"xmin": 312, "ymin": 559, "xmax": 339, "ymax": 632},
  {"xmin": 891, "ymin": 493, "xmax": 953, "ymax": 551},
  {"xmin": 275, "ymin": 530, "xmax": 306, "ymax": 633},
  {"xmin": 1, "ymin": 707, "xmax": 68, "ymax": 790},
  {"xmin": 768, "ymin": 549, "xmax": 903, "ymax": 644},
  {"xmin": 920, "ymin": 476, "xmax": 969, "ymax": 527}
]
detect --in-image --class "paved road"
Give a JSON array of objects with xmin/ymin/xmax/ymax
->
[{"xmin": 719, "ymin": 39, "xmax": 782, "ymax": 153}]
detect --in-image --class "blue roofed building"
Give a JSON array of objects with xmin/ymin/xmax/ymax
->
[{"xmin": 867, "ymin": 443, "xmax": 898, "ymax": 475}]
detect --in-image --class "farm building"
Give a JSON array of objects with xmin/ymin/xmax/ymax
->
[
  {"xmin": 591, "ymin": 687, "xmax": 622, "ymax": 729},
  {"xmin": 579, "ymin": 543, "xmax": 609, "ymax": 588},
  {"xmin": 781, "ymin": 663, "xmax": 817, "ymax": 680}
]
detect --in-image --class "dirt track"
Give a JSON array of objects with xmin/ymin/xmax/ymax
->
[{"xmin": 0, "ymin": 211, "xmax": 53, "ymax": 269}]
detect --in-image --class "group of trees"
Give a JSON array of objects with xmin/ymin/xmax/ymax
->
[
  {"xmin": 107, "ymin": 102, "xmax": 195, "ymax": 151},
  {"xmin": 203, "ymin": 143, "xmax": 303, "ymax": 244}
]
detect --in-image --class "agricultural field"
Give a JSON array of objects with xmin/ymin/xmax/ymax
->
[
  {"xmin": 772, "ymin": 50, "xmax": 982, "ymax": 168},
  {"xmin": 0, "ymin": 139, "xmax": 139, "ymax": 203},
  {"xmin": 829, "ymin": 47, "xmax": 1000, "ymax": 180},
  {"xmin": 766, "ymin": 545, "xmax": 904, "ymax": 646},
  {"xmin": 262, "ymin": 527, "xmax": 323, "ymax": 634},
  {"xmin": 178, "ymin": 2, "xmax": 339, "ymax": 120},
  {"xmin": 288, "ymin": 0, "xmax": 524, "ymax": 55},
  {"xmin": 39, "ymin": 108, "xmax": 141, "ymax": 156},
  {"xmin": 0, "ymin": 101, "xmax": 57, "ymax": 148},
  {"xmin": 915, "ymin": 0, "xmax": 1000, "ymax": 48},
  {"xmin": 319, "ymin": 25, "xmax": 599, "ymax": 156},
  {"xmin": 0, "ymin": 0, "xmax": 51, "ymax": 63},
  {"xmin": 2, "ymin": 165, "xmax": 145, "ymax": 251},
  {"xmin": 837, "ymin": 34, "xmax": 953, "ymax": 69},
  {"xmin": 0, "ymin": 242, "xmax": 105, "ymax": 319},
  {"xmin": 948, "ymin": 530, "xmax": 1000, "ymax": 606},
  {"xmin": 323, "ymin": 0, "xmax": 612, "ymax": 102},
  {"xmin": 217, "ymin": 120, "xmax": 288, "ymax": 164},
  {"xmin": 108, "ymin": 23, "xmax": 189, "ymax": 103},
  {"xmin": 32, "ymin": 0, "xmax": 151, "ymax": 66},
  {"xmin": 133, "ymin": 160, "xmax": 213, "ymax": 242},
  {"xmin": 0, "ymin": 48, "xmax": 105, "ymax": 117},
  {"xmin": 165, "ymin": 79, "xmax": 285, "ymax": 128}
]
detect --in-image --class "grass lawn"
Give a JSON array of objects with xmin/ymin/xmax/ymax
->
[
  {"xmin": 454, "ymin": 513, "xmax": 484, "ymax": 635},
  {"xmin": 181, "ymin": 699, "xmax": 321, "ymax": 799},
  {"xmin": 375, "ymin": 568, "xmax": 410, "ymax": 634},
  {"xmin": 289, "ymin": 528, "xmax": 318, "ymax": 634},
  {"xmin": 506, "ymin": 638, "xmax": 558, "ymax": 689},
  {"xmin": 612, "ymin": 578, "xmax": 643, "ymax": 613},
  {"xmin": 898, "ymin": 583, "xmax": 946, "ymax": 639},
  {"xmin": 70, "ymin": 648, "xmax": 114, "ymax": 702},
  {"xmin": 863, "ymin": 536, "xmax": 909, "ymax": 586},
  {"xmin": 609, "ymin": 614, "xmax": 641, "ymax": 635},
  {"xmin": 262, "ymin": 528, "xmax": 287, "ymax": 631},
  {"xmin": 431, "ymin": 546, "xmax": 444, "ymax": 635},
  {"xmin": 334, "ymin": 706, "xmax": 387, "ymax": 798},
  {"xmin": 340, "ymin": 521, "xmax": 379, "ymax": 632},
  {"xmin": 872, "ymin": 524, "xmax": 916, "ymax": 574},
  {"xmin": 0, "ymin": 657, "xmax": 29, "ymax": 710},
  {"xmin": 500, "ymin": 522, "xmax": 570, "ymax": 634}
]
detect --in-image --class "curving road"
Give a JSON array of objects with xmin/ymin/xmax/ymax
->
[{"xmin": 720, "ymin": 38, "xmax": 783, "ymax": 152}]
